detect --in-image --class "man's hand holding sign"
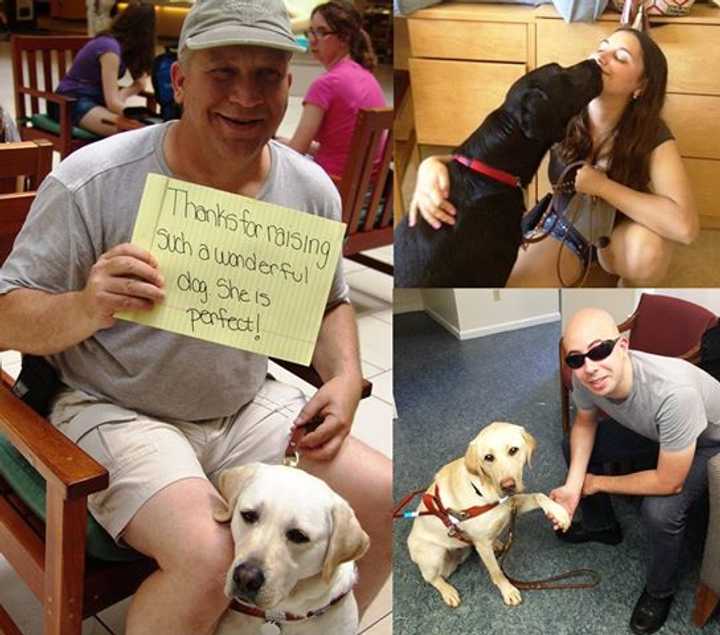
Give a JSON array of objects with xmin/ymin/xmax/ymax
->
[
  {"xmin": 119, "ymin": 173, "xmax": 346, "ymax": 366},
  {"xmin": 114, "ymin": 173, "xmax": 357, "ymax": 462}
]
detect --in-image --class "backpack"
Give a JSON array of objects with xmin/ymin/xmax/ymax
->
[{"xmin": 151, "ymin": 46, "xmax": 182, "ymax": 122}]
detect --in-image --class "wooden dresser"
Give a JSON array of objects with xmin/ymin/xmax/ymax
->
[{"xmin": 406, "ymin": 3, "xmax": 720, "ymax": 227}]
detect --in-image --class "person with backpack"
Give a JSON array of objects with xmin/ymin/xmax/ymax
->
[{"xmin": 49, "ymin": 2, "xmax": 155, "ymax": 137}]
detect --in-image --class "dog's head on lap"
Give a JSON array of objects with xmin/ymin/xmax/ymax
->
[
  {"xmin": 464, "ymin": 421, "xmax": 537, "ymax": 497},
  {"xmin": 213, "ymin": 463, "xmax": 369, "ymax": 609}
]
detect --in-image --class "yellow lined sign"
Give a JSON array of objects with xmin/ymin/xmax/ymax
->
[{"xmin": 118, "ymin": 173, "xmax": 346, "ymax": 364}]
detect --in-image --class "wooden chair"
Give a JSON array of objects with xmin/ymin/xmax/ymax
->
[
  {"xmin": 0, "ymin": 140, "xmax": 53, "ymax": 261},
  {"xmin": 11, "ymin": 35, "xmax": 156, "ymax": 159},
  {"xmin": 558, "ymin": 293, "xmax": 717, "ymax": 435},
  {"xmin": 12, "ymin": 35, "xmax": 97, "ymax": 159},
  {"xmin": 335, "ymin": 107, "xmax": 393, "ymax": 276}
]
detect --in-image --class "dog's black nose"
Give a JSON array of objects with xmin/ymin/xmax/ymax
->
[{"xmin": 233, "ymin": 562, "xmax": 265, "ymax": 595}]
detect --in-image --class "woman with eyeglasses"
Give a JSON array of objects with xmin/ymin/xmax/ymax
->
[
  {"xmin": 282, "ymin": 0, "xmax": 386, "ymax": 179},
  {"xmin": 551, "ymin": 307, "xmax": 720, "ymax": 634},
  {"xmin": 406, "ymin": 28, "xmax": 697, "ymax": 287}
]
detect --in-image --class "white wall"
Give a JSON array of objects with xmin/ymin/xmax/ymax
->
[
  {"xmin": 560, "ymin": 289, "xmax": 641, "ymax": 329},
  {"xmin": 393, "ymin": 288, "xmax": 560, "ymax": 339},
  {"xmin": 654, "ymin": 289, "xmax": 720, "ymax": 315}
]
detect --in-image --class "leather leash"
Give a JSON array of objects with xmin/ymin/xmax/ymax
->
[
  {"xmin": 521, "ymin": 160, "xmax": 601, "ymax": 288},
  {"xmin": 498, "ymin": 499, "xmax": 601, "ymax": 591},
  {"xmin": 283, "ymin": 414, "xmax": 325, "ymax": 467},
  {"xmin": 395, "ymin": 486, "xmax": 601, "ymax": 591}
]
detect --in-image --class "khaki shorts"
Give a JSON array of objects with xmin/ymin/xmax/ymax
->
[{"xmin": 49, "ymin": 379, "xmax": 305, "ymax": 542}]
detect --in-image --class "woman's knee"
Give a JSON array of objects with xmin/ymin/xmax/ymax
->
[{"xmin": 611, "ymin": 223, "xmax": 672, "ymax": 284}]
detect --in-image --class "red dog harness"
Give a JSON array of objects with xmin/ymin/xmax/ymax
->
[{"xmin": 394, "ymin": 484, "xmax": 508, "ymax": 544}]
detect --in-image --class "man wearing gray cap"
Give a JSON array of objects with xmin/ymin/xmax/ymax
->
[{"xmin": 0, "ymin": 0, "xmax": 391, "ymax": 632}]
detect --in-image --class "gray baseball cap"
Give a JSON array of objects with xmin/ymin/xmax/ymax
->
[{"xmin": 178, "ymin": 0, "xmax": 304, "ymax": 54}]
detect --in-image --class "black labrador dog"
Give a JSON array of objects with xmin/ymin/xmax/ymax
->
[{"xmin": 394, "ymin": 59, "xmax": 603, "ymax": 288}]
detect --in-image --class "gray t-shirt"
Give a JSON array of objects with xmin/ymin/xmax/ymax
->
[
  {"xmin": 0, "ymin": 122, "xmax": 349, "ymax": 421},
  {"xmin": 572, "ymin": 350, "xmax": 720, "ymax": 451}
]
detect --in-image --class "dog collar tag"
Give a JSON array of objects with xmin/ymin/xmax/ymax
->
[{"xmin": 260, "ymin": 622, "xmax": 282, "ymax": 635}]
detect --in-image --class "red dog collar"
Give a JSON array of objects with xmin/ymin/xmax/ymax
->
[{"xmin": 453, "ymin": 154, "xmax": 522, "ymax": 188}]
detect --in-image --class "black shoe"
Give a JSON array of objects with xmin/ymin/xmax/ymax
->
[
  {"xmin": 555, "ymin": 521, "xmax": 623, "ymax": 545},
  {"xmin": 630, "ymin": 589, "xmax": 673, "ymax": 634}
]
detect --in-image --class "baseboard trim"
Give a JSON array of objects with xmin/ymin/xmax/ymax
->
[{"xmin": 425, "ymin": 309, "xmax": 560, "ymax": 340}]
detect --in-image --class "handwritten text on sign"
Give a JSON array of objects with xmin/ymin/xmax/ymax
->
[{"xmin": 117, "ymin": 173, "xmax": 346, "ymax": 365}]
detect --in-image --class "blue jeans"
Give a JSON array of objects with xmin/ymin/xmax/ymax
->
[{"xmin": 562, "ymin": 418, "xmax": 720, "ymax": 598}]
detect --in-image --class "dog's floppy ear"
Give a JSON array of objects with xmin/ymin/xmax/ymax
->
[
  {"xmin": 213, "ymin": 464, "xmax": 260, "ymax": 523},
  {"xmin": 464, "ymin": 440, "xmax": 480, "ymax": 475},
  {"xmin": 321, "ymin": 501, "xmax": 370, "ymax": 583},
  {"xmin": 519, "ymin": 87, "xmax": 562, "ymax": 141},
  {"xmin": 522, "ymin": 429, "xmax": 537, "ymax": 468}
]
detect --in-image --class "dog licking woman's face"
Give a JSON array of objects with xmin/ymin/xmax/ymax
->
[{"xmin": 464, "ymin": 421, "xmax": 536, "ymax": 497}]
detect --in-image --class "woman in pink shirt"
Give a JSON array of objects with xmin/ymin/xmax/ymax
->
[{"xmin": 285, "ymin": 0, "xmax": 386, "ymax": 180}]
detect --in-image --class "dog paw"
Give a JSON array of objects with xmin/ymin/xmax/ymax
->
[
  {"xmin": 441, "ymin": 587, "xmax": 461, "ymax": 608},
  {"xmin": 493, "ymin": 538, "xmax": 506, "ymax": 555},
  {"xmin": 545, "ymin": 501, "xmax": 570, "ymax": 531},
  {"xmin": 500, "ymin": 583, "xmax": 522, "ymax": 606}
]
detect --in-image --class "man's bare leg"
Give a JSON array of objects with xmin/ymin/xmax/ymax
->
[
  {"xmin": 301, "ymin": 437, "xmax": 393, "ymax": 616},
  {"xmin": 121, "ymin": 478, "xmax": 234, "ymax": 635}
]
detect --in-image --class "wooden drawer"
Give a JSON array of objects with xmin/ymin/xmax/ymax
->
[
  {"xmin": 664, "ymin": 94, "xmax": 720, "ymax": 160},
  {"xmin": 410, "ymin": 58, "xmax": 526, "ymax": 146},
  {"xmin": 409, "ymin": 18, "xmax": 527, "ymax": 62},
  {"xmin": 537, "ymin": 21, "xmax": 720, "ymax": 95},
  {"xmin": 652, "ymin": 24, "xmax": 720, "ymax": 95},
  {"xmin": 536, "ymin": 21, "xmax": 616, "ymax": 68},
  {"xmin": 685, "ymin": 158, "xmax": 720, "ymax": 223}
]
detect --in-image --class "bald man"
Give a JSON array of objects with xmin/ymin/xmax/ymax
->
[{"xmin": 550, "ymin": 308, "xmax": 720, "ymax": 635}]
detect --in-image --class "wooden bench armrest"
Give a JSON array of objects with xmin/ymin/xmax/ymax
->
[
  {"xmin": 16, "ymin": 87, "xmax": 78, "ymax": 106},
  {"xmin": 0, "ymin": 371, "xmax": 108, "ymax": 499}
]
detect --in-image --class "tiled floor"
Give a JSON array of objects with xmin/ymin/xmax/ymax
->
[{"xmin": 0, "ymin": 35, "xmax": 393, "ymax": 635}]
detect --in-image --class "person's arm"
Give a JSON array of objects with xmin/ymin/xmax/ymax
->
[
  {"xmin": 293, "ymin": 302, "xmax": 363, "ymax": 462},
  {"xmin": 583, "ymin": 443, "xmax": 695, "ymax": 496},
  {"xmin": 548, "ymin": 406, "xmax": 598, "ymax": 529},
  {"xmin": 408, "ymin": 155, "xmax": 456, "ymax": 229},
  {"xmin": 118, "ymin": 73, "xmax": 149, "ymax": 101},
  {"xmin": 283, "ymin": 104, "xmax": 324, "ymax": 156},
  {"xmin": 99, "ymin": 52, "xmax": 127, "ymax": 115},
  {"xmin": 574, "ymin": 139, "xmax": 698, "ymax": 245},
  {"xmin": 0, "ymin": 243, "xmax": 165, "ymax": 355}
]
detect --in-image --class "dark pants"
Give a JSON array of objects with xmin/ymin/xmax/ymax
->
[{"xmin": 562, "ymin": 418, "xmax": 720, "ymax": 598}]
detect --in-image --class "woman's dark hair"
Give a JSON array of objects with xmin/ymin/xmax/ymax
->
[
  {"xmin": 98, "ymin": 2, "xmax": 156, "ymax": 79},
  {"xmin": 556, "ymin": 27, "xmax": 668, "ymax": 192},
  {"xmin": 312, "ymin": 1, "xmax": 377, "ymax": 71}
]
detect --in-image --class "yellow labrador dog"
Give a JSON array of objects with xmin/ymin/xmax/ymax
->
[
  {"xmin": 214, "ymin": 463, "xmax": 370, "ymax": 634},
  {"xmin": 407, "ymin": 421, "xmax": 570, "ymax": 608}
]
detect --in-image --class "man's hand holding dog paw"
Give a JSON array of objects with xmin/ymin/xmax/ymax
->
[
  {"xmin": 294, "ymin": 376, "xmax": 360, "ymax": 462},
  {"xmin": 542, "ymin": 497, "xmax": 571, "ymax": 532},
  {"xmin": 548, "ymin": 485, "xmax": 580, "ymax": 531}
]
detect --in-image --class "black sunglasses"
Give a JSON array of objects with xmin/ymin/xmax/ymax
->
[{"xmin": 565, "ymin": 337, "xmax": 621, "ymax": 369}]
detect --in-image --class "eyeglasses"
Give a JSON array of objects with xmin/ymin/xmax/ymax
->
[
  {"xmin": 305, "ymin": 28, "xmax": 337, "ymax": 40},
  {"xmin": 565, "ymin": 337, "xmax": 621, "ymax": 369}
]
